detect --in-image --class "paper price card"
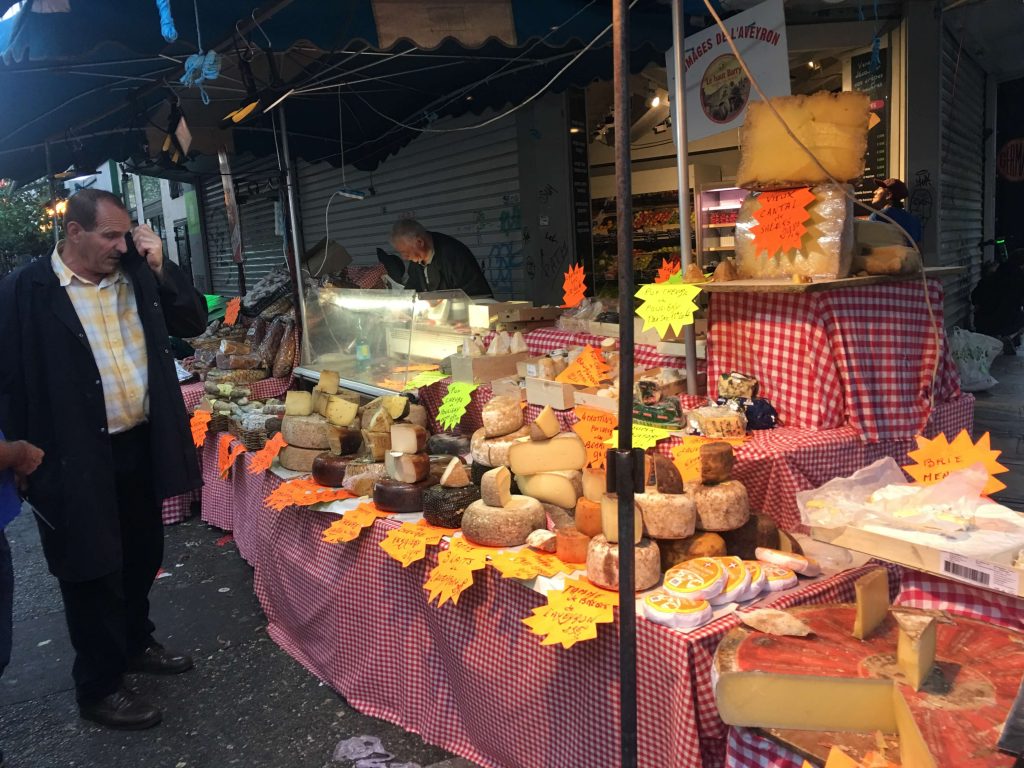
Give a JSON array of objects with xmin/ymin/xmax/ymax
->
[
  {"xmin": 266, "ymin": 477, "xmax": 356, "ymax": 512},
  {"xmin": 402, "ymin": 370, "xmax": 448, "ymax": 391},
  {"xmin": 190, "ymin": 410, "xmax": 212, "ymax": 447},
  {"xmin": 379, "ymin": 521, "xmax": 448, "ymax": 567},
  {"xmin": 606, "ymin": 423, "xmax": 671, "ymax": 451},
  {"xmin": 555, "ymin": 346, "xmax": 611, "ymax": 387},
  {"xmin": 247, "ymin": 433, "xmax": 287, "ymax": 475},
  {"xmin": 903, "ymin": 430, "xmax": 1008, "ymax": 495},
  {"xmin": 322, "ymin": 503, "xmax": 388, "ymax": 544},
  {"xmin": 750, "ymin": 187, "xmax": 815, "ymax": 257},
  {"xmin": 561, "ymin": 263, "xmax": 587, "ymax": 308},
  {"xmin": 424, "ymin": 535, "xmax": 489, "ymax": 607},
  {"xmin": 634, "ymin": 278, "xmax": 702, "ymax": 338},
  {"xmin": 435, "ymin": 382, "xmax": 477, "ymax": 431},
  {"xmin": 572, "ymin": 406, "xmax": 617, "ymax": 470},
  {"xmin": 223, "ymin": 296, "xmax": 241, "ymax": 326},
  {"xmin": 489, "ymin": 549, "xmax": 577, "ymax": 580},
  {"xmin": 671, "ymin": 435, "xmax": 747, "ymax": 483},
  {"xmin": 522, "ymin": 576, "xmax": 618, "ymax": 649},
  {"xmin": 217, "ymin": 433, "xmax": 247, "ymax": 479}
]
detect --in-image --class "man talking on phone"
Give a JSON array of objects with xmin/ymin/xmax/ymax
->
[{"xmin": 0, "ymin": 188, "xmax": 206, "ymax": 729}]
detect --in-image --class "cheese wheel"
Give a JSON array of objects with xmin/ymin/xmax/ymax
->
[
  {"xmin": 362, "ymin": 430, "xmax": 392, "ymax": 460},
  {"xmin": 761, "ymin": 562, "xmax": 798, "ymax": 591},
  {"xmin": 582, "ymin": 468, "xmax": 607, "ymax": 503},
  {"xmin": 700, "ymin": 441, "xmax": 735, "ymax": 484},
  {"xmin": 708, "ymin": 556, "xmax": 753, "ymax": 605},
  {"xmin": 636, "ymin": 489, "xmax": 697, "ymax": 540},
  {"xmin": 739, "ymin": 560, "xmax": 768, "ymax": 601},
  {"xmin": 461, "ymin": 495, "xmax": 545, "ymax": 547},
  {"xmin": 575, "ymin": 497, "xmax": 602, "ymax": 538},
  {"xmin": 555, "ymin": 526, "xmax": 590, "ymax": 564},
  {"xmin": 585, "ymin": 535, "xmax": 661, "ymax": 592},
  {"xmin": 470, "ymin": 425, "xmax": 531, "ymax": 467},
  {"xmin": 693, "ymin": 480, "xmax": 750, "ymax": 531},
  {"xmin": 427, "ymin": 432, "xmax": 471, "ymax": 457},
  {"xmin": 600, "ymin": 493, "xmax": 642, "ymax": 544},
  {"xmin": 526, "ymin": 529, "xmax": 557, "ymax": 553},
  {"xmin": 281, "ymin": 415, "xmax": 339, "ymax": 450},
  {"xmin": 508, "ymin": 432, "xmax": 586, "ymax": 475},
  {"xmin": 384, "ymin": 451, "xmax": 430, "ymax": 484},
  {"xmin": 663, "ymin": 557, "xmax": 728, "ymax": 601},
  {"xmin": 646, "ymin": 453, "xmax": 685, "ymax": 494},
  {"xmin": 642, "ymin": 591, "xmax": 713, "ymax": 629},
  {"xmin": 440, "ymin": 457, "xmax": 471, "ymax": 488},
  {"xmin": 755, "ymin": 547, "xmax": 821, "ymax": 577},
  {"xmin": 390, "ymin": 423, "xmax": 428, "ymax": 454},
  {"xmin": 721, "ymin": 514, "xmax": 781, "ymax": 561},
  {"xmin": 660, "ymin": 532, "xmax": 727, "ymax": 571},
  {"xmin": 481, "ymin": 396, "xmax": 524, "ymax": 438},
  {"xmin": 421, "ymin": 484, "xmax": 481, "ymax": 528},
  {"xmin": 342, "ymin": 461, "xmax": 387, "ymax": 496},
  {"xmin": 311, "ymin": 453, "xmax": 356, "ymax": 487},
  {"xmin": 515, "ymin": 470, "xmax": 582, "ymax": 510},
  {"xmin": 284, "ymin": 391, "xmax": 313, "ymax": 416},
  {"xmin": 372, "ymin": 477, "xmax": 438, "ymax": 514},
  {"xmin": 279, "ymin": 444, "xmax": 324, "ymax": 473},
  {"xmin": 481, "ymin": 466, "xmax": 513, "ymax": 507},
  {"xmin": 529, "ymin": 405, "xmax": 561, "ymax": 441}
]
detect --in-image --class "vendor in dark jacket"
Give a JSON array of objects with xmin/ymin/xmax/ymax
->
[
  {"xmin": 0, "ymin": 189, "xmax": 207, "ymax": 730},
  {"xmin": 386, "ymin": 219, "xmax": 493, "ymax": 297}
]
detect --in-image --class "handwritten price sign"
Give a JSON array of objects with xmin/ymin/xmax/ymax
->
[
  {"xmin": 635, "ymin": 279, "xmax": 702, "ymax": 338},
  {"xmin": 247, "ymin": 433, "xmax": 287, "ymax": 475},
  {"xmin": 322, "ymin": 503, "xmax": 387, "ymax": 543},
  {"xmin": 562, "ymin": 263, "xmax": 587, "ymax": 308},
  {"xmin": 403, "ymin": 370, "xmax": 448, "ymax": 391},
  {"xmin": 606, "ymin": 423, "xmax": 671, "ymax": 451},
  {"xmin": 217, "ymin": 433, "xmax": 247, "ymax": 479},
  {"xmin": 671, "ymin": 435, "xmax": 747, "ymax": 483},
  {"xmin": 522, "ymin": 576, "xmax": 619, "ymax": 649},
  {"xmin": 572, "ymin": 406, "xmax": 617, "ymax": 469},
  {"xmin": 903, "ymin": 430, "xmax": 1008, "ymax": 495},
  {"xmin": 424, "ymin": 536, "xmax": 489, "ymax": 606},
  {"xmin": 379, "ymin": 521, "xmax": 448, "ymax": 567},
  {"xmin": 435, "ymin": 382, "xmax": 477, "ymax": 431},
  {"xmin": 555, "ymin": 346, "xmax": 611, "ymax": 387},
  {"xmin": 750, "ymin": 187, "xmax": 815, "ymax": 257}
]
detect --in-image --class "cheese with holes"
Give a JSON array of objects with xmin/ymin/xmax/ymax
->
[
  {"xmin": 526, "ymin": 529, "xmax": 557, "ymax": 553},
  {"xmin": 664, "ymin": 557, "xmax": 728, "ymax": 601},
  {"xmin": 481, "ymin": 466, "xmax": 512, "ymax": 507},
  {"xmin": 284, "ymin": 391, "xmax": 313, "ymax": 417},
  {"xmin": 693, "ymin": 481, "xmax": 750, "ymax": 531},
  {"xmin": 482, "ymin": 395, "xmax": 524, "ymax": 438},
  {"xmin": 736, "ymin": 91, "xmax": 870, "ymax": 190},
  {"xmin": 575, "ymin": 497, "xmax": 602, "ymax": 537},
  {"xmin": 461, "ymin": 495, "xmax": 545, "ymax": 547},
  {"xmin": 530, "ymin": 405, "xmax": 560, "ymax": 441},
  {"xmin": 279, "ymin": 444, "xmax": 324, "ymax": 473},
  {"xmin": 852, "ymin": 567, "xmax": 889, "ymax": 640},
  {"xmin": 312, "ymin": 453, "xmax": 355, "ymax": 487},
  {"xmin": 317, "ymin": 370, "xmax": 341, "ymax": 394},
  {"xmin": 893, "ymin": 609, "xmax": 937, "ymax": 691},
  {"xmin": 470, "ymin": 425, "xmax": 531, "ymax": 467},
  {"xmin": 342, "ymin": 460, "xmax": 387, "ymax": 496},
  {"xmin": 385, "ymin": 451, "xmax": 430, "ymax": 483},
  {"xmin": 660, "ymin": 532, "xmax": 727, "ymax": 570},
  {"xmin": 515, "ymin": 470, "xmax": 582, "ymax": 510},
  {"xmin": 372, "ymin": 477, "xmax": 437, "ymax": 513},
  {"xmin": 508, "ymin": 433, "xmax": 586, "ymax": 475},
  {"xmin": 391, "ymin": 423, "xmax": 428, "ymax": 454},
  {"xmin": 600, "ymin": 493, "xmax": 642, "ymax": 544},
  {"xmin": 324, "ymin": 395, "xmax": 359, "ymax": 427},
  {"xmin": 586, "ymin": 534, "xmax": 661, "ymax": 592},
  {"xmin": 439, "ymin": 457, "xmax": 470, "ymax": 488},
  {"xmin": 421, "ymin": 484, "xmax": 481, "ymax": 529},
  {"xmin": 643, "ymin": 591, "xmax": 713, "ymax": 629},
  {"xmin": 281, "ymin": 415, "xmax": 338, "ymax": 450},
  {"xmin": 708, "ymin": 556, "xmax": 752, "ymax": 605},
  {"xmin": 362, "ymin": 430, "xmax": 392, "ymax": 460},
  {"xmin": 582, "ymin": 468, "xmax": 606, "ymax": 503},
  {"xmin": 636, "ymin": 489, "xmax": 697, "ymax": 540}
]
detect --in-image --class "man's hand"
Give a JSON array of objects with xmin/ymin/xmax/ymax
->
[
  {"xmin": 11, "ymin": 440, "xmax": 43, "ymax": 476},
  {"xmin": 132, "ymin": 224, "xmax": 164, "ymax": 279}
]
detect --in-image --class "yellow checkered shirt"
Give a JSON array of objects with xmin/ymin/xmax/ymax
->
[{"xmin": 51, "ymin": 245, "xmax": 149, "ymax": 434}]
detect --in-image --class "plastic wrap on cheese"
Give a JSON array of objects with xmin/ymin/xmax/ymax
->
[{"xmin": 735, "ymin": 184, "xmax": 854, "ymax": 279}]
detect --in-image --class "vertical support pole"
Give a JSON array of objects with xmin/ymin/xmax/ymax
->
[
  {"xmin": 44, "ymin": 141, "xmax": 58, "ymax": 247},
  {"xmin": 276, "ymin": 107, "xmax": 312, "ymax": 366}
]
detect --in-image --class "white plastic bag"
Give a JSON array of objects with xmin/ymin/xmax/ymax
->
[
  {"xmin": 949, "ymin": 326, "xmax": 1002, "ymax": 391},
  {"xmin": 798, "ymin": 457, "xmax": 908, "ymax": 528}
]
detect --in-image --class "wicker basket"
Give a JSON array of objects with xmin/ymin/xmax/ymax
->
[
  {"xmin": 237, "ymin": 428, "xmax": 269, "ymax": 452},
  {"xmin": 207, "ymin": 413, "xmax": 231, "ymax": 433}
]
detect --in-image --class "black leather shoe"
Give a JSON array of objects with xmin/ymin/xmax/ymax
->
[
  {"xmin": 126, "ymin": 644, "xmax": 194, "ymax": 675},
  {"xmin": 79, "ymin": 688, "xmax": 162, "ymax": 730}
]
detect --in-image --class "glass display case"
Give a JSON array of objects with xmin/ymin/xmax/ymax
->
[{"xmin": 301, "ymin": 287, "xmax": 474, "ymax": 393}]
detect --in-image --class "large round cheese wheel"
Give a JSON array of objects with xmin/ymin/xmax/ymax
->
[
  {"xmin": 427, "ymin": 432, "xmax": 471, "ymax": 457},
  {"xmin": 422, "ymin": 484, "xmax": 481, "ymax": 528},
  {"xmin": 281, "ymin": 414, "xmax": 340, "ymax": 450},
  {"xmin": 461, "ymin": 495, "xmax": 545, "ymax": 547},
  {"xmin": 470, "ymin": 425, "xmax": 531, "ymax": 467},
  {"xmin": 635, "ymin": 489, "xmax": 697, "ymax": 540},
  {"xmin": 372, "ymin": 477, "xmax": 439, "ymax": 513},
  {"xmin": 279, "ymin": 444, "xmax": 324, "ymax": 473},
  {"xmin": 585, "ymin": 534, "xmax": 661, "ymax": 592},
  {"xmin": 481, "ymin": 395, "xmax": 524, "ymax": 438},
  {"xmin": 693, "ymin": 480, "xmax": 750, "ymax": 531},
  {"xmin": 311, "ymin": 453, "xmax": 356, "ymax": 487}
]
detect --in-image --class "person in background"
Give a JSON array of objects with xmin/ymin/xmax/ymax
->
[
  {"xmin": 0, "ymin": 189, "xmax": 207, "ymax": 730},
  {"xmin": 0, "ymin": 435, "xmax": 43, "ymax": 767},
  {"xmin": 380, "ymin": 219, "xmax": 493, "ymax": 297},
  {"xmin": 869, "ymin": 177, "xmax": 923, "ymax": 245},
  {"xmin": 972, "ymin": 249, "xmax": 1024, "ymax": 354}
]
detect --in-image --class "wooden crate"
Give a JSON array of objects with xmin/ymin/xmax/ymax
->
[
  {"xmin": 573, "ymin": 387, "xmax": 618, "ymax": 414},
  {"xmin": 525, "ymin": 377, "xmax": 576, "ymax": 409},
  {"xmin": 449, "ymin": 352, "xmax": 530, "ymax": 384}
]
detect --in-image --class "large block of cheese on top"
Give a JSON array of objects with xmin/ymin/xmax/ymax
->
[
  {"xmin": 734, "ymin": 184, "xmax": 854, "ymax": 279},
  {"xmin": 737, "ymin": 91, "xmax": 870, "ymax": 190}
]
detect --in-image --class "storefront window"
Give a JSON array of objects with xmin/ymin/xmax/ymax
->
[{"xmin": 140, "ymin": 175, "xmax": 161, "ymax": 205}]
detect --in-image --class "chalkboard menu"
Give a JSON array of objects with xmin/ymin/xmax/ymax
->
[{"xmin": 851, "ymin": 49, "xmax": 889, "ymax": 204}]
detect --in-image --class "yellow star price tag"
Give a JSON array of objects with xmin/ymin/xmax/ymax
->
[
  {"xmin": 606, "ymin": 423, "xmax": 671, "ymax": 451},
  {"xmin": 436, "ymin": 382, "xmax": 478, "ymax": 431},
  {"xmin": 634, "ymin": 279, "xmax": 702, "ymax": 338}
]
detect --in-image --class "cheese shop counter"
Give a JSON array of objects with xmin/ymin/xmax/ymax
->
[{"xmin": 194, "ymin": 428, "xmax": 996, "ymax": 768}]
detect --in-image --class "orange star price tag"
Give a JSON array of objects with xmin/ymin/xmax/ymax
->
[
  {"xmin": 671, "ymin": 435, "xmax": 747, "ymax": 483},
  {"xmin": 490, "ymin": 549, "xmax": 576, "ymax": 579},
  {"xmin": 321, "ymin": 503, "xmax": 388, "ymax": 544},
  {"xmin": 379, "ymin": 521, "xmax": 449, "ymax": 567},
  {"xmin": 217, "ymin": 434, "xmax": 247, "ymax": 479},
  {"xmin": 265, "ymin": 477, "xmax": 357, "ymax": 512},
  {"xmin": 654, "ymin": 257, "xmax": 681, "ymax": 283},
  {"xmin": 223, "ymin": 296, "xmax": 241, "ymax": 326},
  {"xmin": 903, "ymin": 430, "xmax": 1008, "ymax": 496},
  {"xmin": 247, "ymin": 433, "xmax": 288, "ymax": 475},
  {"xmin": 522, "ymin": 575, "xmax": 618, "ymax": 649},
  {"xmin": 190, "ymin": 410, "xmax": 212, "ymax": 447},
  {"xmin": 572, "ymin": 406, "xmax": 617, "ymax": 470},
  {"xmin": 561, "ymin": 263, "xmax": 587, "ymax": 308},
  {"xmin": 750, "ymin": 187, "xmax": 816, "ymax": 257},
  {"xmin": 555, "ymin": 346, "xmax": 610, "ymax": 387},
  {"xmin": 423, "ymin": 535, "xmax": 489, "ymax": 607}
]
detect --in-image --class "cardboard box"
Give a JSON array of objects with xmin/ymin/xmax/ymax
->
[
  {"xmin": 525, "ymin": 377, "xmax": 577, "ymax": 410},
  {"xmin": 516, "ymin": 356, "xmax": 555, "ymax": 379},
  {"xmin": 449, "ymin": 352, "xmax": 530, "ymax": 384},
  {"xmin": 468, "ymin": 302, "xmax": 562, "ymax": 330},
  {"xmin": 490, "ymin": 376, "xmax": 524, "ymax": 401},
  {"xmin": 573, "ymin": 387, "xmax": 618, "ymax": 414}
]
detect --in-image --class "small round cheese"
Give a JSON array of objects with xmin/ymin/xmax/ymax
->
[
  {"xmin": 693, "ymin": 480, "xmax": 750, "ymax": 531},
  {"xmin": 481, "ymin": 395, "xmax": 525, "ymax": 438},
  {"xmin": 574, "ymin": 497, "xmax": 602, "ymax": 538},
  {"xmin": 699, "ymin": 441, "xmax": 735, "ymax": 484},
  {"xmin": 555, "ymin": 526, "xmax": 590, "ymax": 564},
  {"xmin": 372, "ymin": 477, "xmax": 438, "ymax": 514},
  {"xmin": 311, "ymin": 453, "xmax": 355, "ymax": 487},
  {"xmin": 739, "ymin": 560, "xmax": 768, "ymax": 601},
  {"xmin": 635, "ymin": 489, "xmax": 697, "ymax": 540},
  {"xmin": 755, "ymin": 547, "xmax": 821, "ymax": 577},
  {"xmin": 642, "ymin": 591, "xmax": 713, "ymax": 629},
  {"xmin": 585, "ymin": 535, "xmax": 661, "ymax": 592},
  {"xmin": 761, "ymin": 562, "xmax": 798, "ymax": 591},
  {"xmin": 663, "ymin": 557, "xmax": 727, "ymax": 601},
  {"xmin": 422, "ymin": 484, "xmax": 481, "ymax": 528},
  {"xmin": 708, "ymin": 556, "xmax": 752, "ymax": 605},
  {"xmin": 461, "ymin": 495, "xmax": 545, "ymax": 547}
]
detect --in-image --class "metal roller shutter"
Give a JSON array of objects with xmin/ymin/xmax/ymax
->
[
  {"xmin": 939, "ymin": 31, "xmax": 986, "ymax": 327},
  {"xmin": 202, "ymin": 157, "xmax": 288, "ymax": 297},
  {"xmin": 297, "ymin": 110, "xmax": 524, "ymax": 299}
]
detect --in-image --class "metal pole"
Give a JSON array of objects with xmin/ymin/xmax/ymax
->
[
  {"xmin": 671, "ymin": 0, "xmax": 699, "ymax": 396},
  {"xmin": 44, "ymin": 141, "xmax": 58, "ymax": 247},
  {"xmin": 612, "ymin": 2, "xmax": 638, "ymax": 767},
  {"xmin": 276, "ymin": 107, "xmax": 312, "ymax": 365}
]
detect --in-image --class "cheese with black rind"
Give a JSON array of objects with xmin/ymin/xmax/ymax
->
[
  {"xmin": 362, "ymin": 429, "xmax": 392, "ymax": 460},
  {"xmin": 700, "ymin": 442, "xmax": 735, "ymax": 485},
  {"xmin": 461, "ymin": 495, "xmax": 545, "ymax": 547},
  {"xmin": 555, "ymin": 525, "xmax": 590, "ymax": 564},
  {"xmin": 421, "ymin": 484, "xmax": 481, "ymax": 528},
  {"xmin": 514, "ymin": 470, "xmax": 583, "ymax": 510},
  {"xmin": 645, "ymin": 453, "xmax": 685, "ymax": 494},
  {"xmin": 586, "ymin": 534, "xmax": 661, "ymax": 592},
  {"xmin": 693, "ymin": 480, "xmax": 750, "ymax": 531},
  {"xmin": 721, "ymin": 514, "xmax": 780, "ymax": 560},
  {"xmin": 326, "ymin": 427, "xmax": 362, "ymax": 457},
  {"xmin": 481, "ymin": 395, "xmax": 524, "ymax": 438},
  {"xmin": 372, "ymin": 476, "xmax": 438, "ymax": 513},
  {"xmin": 508, "ymin": 432, "xmax": 586, "ymax": 475},
  {"xmin": 384, "ymin": 451, "xmax": 430, "ymax": 484},
  {"xmin": 440, "ymin": 457, "xmax": 471, "ymax": 488},
  {"xmin": 342, "ymin": 460, "xmax": 387, "ymax": 496},
  {"xmin": 480, "ymin": 466, "xmax": 513, "ymax": 507},
  {"xmin": 529, "ymin": 405, "xmax": 560, "ymax": 441},
  {"xmin": 635, "ymin": 488, "xmax": 697, "ymax": 540},
  {"xmin": 311, "ymin": 453, "xmax": 356, "ymax": 487},
  {"xmin": 659, "ymin": 532, "xmax": 728, "ymax": 571},
  {"xmin": 390, "ymin": 423, "xmax": 428, "ymax": 454},
  {"xmin": 575, "ymin": 497, "xmax": 602, "ymax": 537},
  {"xmin": 281, "ymin": 414, "xmax": 339, "ymax": 450},
  {"xmin": 279, "ymin": 444, "xmax": 324, "ymax": 473},
  {"xmin": 427, "ymin": 432, "xmax": 471, "ymax": 457},
  {"xmin": 469, "ymin": 425, "xmax": 531, "ymax": 467}
]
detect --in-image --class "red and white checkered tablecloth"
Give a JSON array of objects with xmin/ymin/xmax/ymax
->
[
  {"xmin": 345, "ymin": 264, "xmax": 388, "ymax": 288},
  {"xmin": 707, "ymin": 280, "xmax": 961, "ymax": 442}
]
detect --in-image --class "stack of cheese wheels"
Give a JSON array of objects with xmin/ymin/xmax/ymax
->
[
  {"xmin": 509, "ymin": 429, "xmax": 587, "ymax": 508},
  {"xmin": 421, "ymin": 457, "xmax": 480, "ymax": 528},
  {"xmin": 373, "ymin": 423, "xmax": 434, "ymax": 513},
  {"xmin": 280, "ymin": 388, "xmax": 357, "ymax": 473},
  {"xmin": 461, "ymin": 466, "xmax": 545, "ymax": 547},
  {"xmin": 634, "ymin": 454, "xmax": 697, "ymax": 541},
  {"xmin": 469, "ymin": 395, "xmax": 530, "ymax": 470}
]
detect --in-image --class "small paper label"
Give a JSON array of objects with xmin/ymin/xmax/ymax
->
[{"xmin": 939, "ymin": 552, "xmax": 1020, "ymax": 596}]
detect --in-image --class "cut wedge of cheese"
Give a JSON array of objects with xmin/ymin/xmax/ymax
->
[
  {"xmin": 469, "ymin": 425, "xmax": 531, "ymax": 467},
  {"xmin": 361, "ymin": 430, "xmax": 391, "ymax": 460},
  {"xmin": 481, "ymin": 466, "xmax": 512, "ymax": 507},
  {"xmin": 508, "ymin": 432, "xmax": 586, "ymax": 475},
  {"xmin": 600, "ymin": 492, "xmax": 642, "ymax": 544},
  {"xmin": 390, "ymin": 423, "xmax": 428, "ymax": 454},
  {"xmin": 852, "ymin": 567, "xmax": 889, "ymax": 640},
  {"xmin": 324, "ymin": 395, "xmax": 358, "ymax": 427},
  {"xmin": 284, "ymin": 391, "xmax": 313, "ymax": 417},
  {"xmin": 515, "ymin": 470, "xmax": 582, "ymax": 510},
  {"xmin": 581, "ymin": 468, "xmax": 607, "ymax": 503},
  {"xmin": 892, "ymin": 609, "xmax": 938, "ymax": 691},
  {"xmin": 384, "ymin": 451, "xmax": 430, "ymax": 484},
  {"xmin": 439, "ymin": 457, "xmax": 470, "ymax": 488},
  {"xmin": 317, "ymin": 370, "xmax": 341, "ymax": 394},
  {"xmin": 529, "ymin": 405, "xmax": 560, "ymax": 441}
]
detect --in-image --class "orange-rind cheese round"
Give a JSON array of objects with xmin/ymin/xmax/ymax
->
[
  {"xmin": 642, "ymin": 590, "xmax": 713, "ymax": 629},
  {"xmin": 739, "ymin": 560, "xmax": 768, "ymax": 601},
  {"xmin": 761, "ymin": 562, "xmax": 798, "ymax": 591},
  {"xmin": 663, "ymin": 556, "xmax": 727, "ymax": 601},
  {"xmin": 708, "ymin": 556, "xmax": 752, "ymax": 606},
  {"xmin": 755, "ymin": 546, "xmax": 821, "ymax": 577}
]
